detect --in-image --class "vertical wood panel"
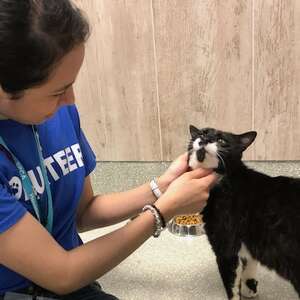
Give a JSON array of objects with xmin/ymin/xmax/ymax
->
[
  {"xmin": 73, "ymin": 0, "xmax": 161, "ymax": 161},
  {"xmin": 254, "ymin": 0, "xmax": 300, "ymax": 160},
  {"xmin": 153, "ymin": 0, "xmax": 253, "ymax": 160},
  {"xmin": 72, "ymin": 0, "xmax": 300, "ymax": 161}
]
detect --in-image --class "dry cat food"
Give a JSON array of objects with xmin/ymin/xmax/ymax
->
[{"xmin": 174, "ymin": 214, "xmax": 203, "ymax": 225}]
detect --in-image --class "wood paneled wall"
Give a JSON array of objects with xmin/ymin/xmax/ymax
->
[{"xmin": 73, "ymin": 0, "xmax": 300, "ymax": 161}]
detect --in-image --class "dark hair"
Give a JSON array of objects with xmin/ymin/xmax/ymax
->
[{"xmin": 0, "ymin": 0, "xmax": 90, "ymax": 99}]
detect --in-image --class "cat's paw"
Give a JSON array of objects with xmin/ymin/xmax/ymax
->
[{"xmin": 241, "ymin": 278, "xmax": 258, "ymax": 298}]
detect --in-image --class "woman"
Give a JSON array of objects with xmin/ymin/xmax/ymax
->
[{"xmin": 0, "ymin": 1, "xmax": 217, "ymax": 299}]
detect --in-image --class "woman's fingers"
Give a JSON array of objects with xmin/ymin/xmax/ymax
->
[
  {"xmin": 187, "ymin": 167, "xmax": 213, "ymax": 179},
  {"xmin": 187, "ymin": 168, "xmax": 218, "ymax": 189},
  {"xmin": 200, "ymin": 173, "xmax": 218, "ymax": 189},
  {"xmin": 180, "ymin": 152, "xmax": 188, "ymax": 161}
]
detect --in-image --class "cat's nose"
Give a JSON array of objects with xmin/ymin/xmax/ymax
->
[
  {"xmin": 199, "ymin": 137, "xmax": 208, "ymax": 146},
  {"xmin": 199, "ymin": 136, "xmax": 212, "ymax": 145},
  {"xmin": 199, "ymin": 140, "xmax": 206, "ymax": 147}
]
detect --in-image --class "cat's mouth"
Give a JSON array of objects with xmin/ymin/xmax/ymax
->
[
  {"xmin": 197, "ymin": 147, "xmax": 206, "ymax": 162},
  {"xmin": 188, "ymin": 143, "xmax": 219, "ymax": 170}
]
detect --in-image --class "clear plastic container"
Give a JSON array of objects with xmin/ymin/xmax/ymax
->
[{"xmin": 167, "ymin": 213, "xmax": 205, "ymax": 237}]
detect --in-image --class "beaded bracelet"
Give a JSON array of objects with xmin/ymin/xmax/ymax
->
[{"xmin": 142, "ymin": 204, "xmax": 166, "ymax": 237}]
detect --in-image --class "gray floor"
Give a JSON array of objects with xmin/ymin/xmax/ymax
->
[{"xmin": 80, "ymin": 161, "xmax": 300, "ymax": 300}]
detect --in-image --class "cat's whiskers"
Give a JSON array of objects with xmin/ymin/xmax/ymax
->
[
  {"xmin": 186, "ymin": 140, "xmax": 194, "ymax": 152},
  {"xmin": 217, "ymin": 147, "xmax": 230, "ymax": 154},
  {"xmin": 216, "ymin": 150, "xmax": 226, "ymax": 171}
]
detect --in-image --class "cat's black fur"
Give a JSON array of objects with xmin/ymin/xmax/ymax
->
[{"xmin": 188, "ymin": 125, "xmax": 300, "ymax": 299}]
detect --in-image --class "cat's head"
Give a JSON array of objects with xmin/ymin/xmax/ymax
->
[{"xmin": 188, "ymin": 125, "xmax": 257, "ymax": 174}]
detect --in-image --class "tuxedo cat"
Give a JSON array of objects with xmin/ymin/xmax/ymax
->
[{"xmin": 188, "ymin": 125, "xmax": 300, "ymax": 300}]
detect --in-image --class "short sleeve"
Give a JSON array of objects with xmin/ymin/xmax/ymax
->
[
  {"xmin": 0, "ymin": 183, "xmax": 27, "ymax": 234},
  {"xmin": 66, "ymin": 105, "xmax": 97, "ymax": 177},
  {"xmin": 78, "ymin": 129, "xmax": 97, "ymax": 176}
]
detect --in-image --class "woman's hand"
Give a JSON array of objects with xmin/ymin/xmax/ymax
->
[
  {"xmin": 155, "ymin": 168, "xmax": 217, "ymax": 222},
  {"xmin": 157, "ymin": 152, "xmax": 189, "ymax": 192}
]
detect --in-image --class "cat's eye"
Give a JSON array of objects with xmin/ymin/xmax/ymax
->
[{"xmin": 218, "ymin": 138, "xmax": 227, "ymax": 145}]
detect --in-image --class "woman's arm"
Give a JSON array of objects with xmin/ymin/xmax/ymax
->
[
  {"xmin": 0, "ymin": 168, "xmax": 216, "ymax": 295},
  {"xmin": 76, "ymin": 153, "xmax": 190, "ymax": 232},
  {"xmin": 76, "ymin": 176, "xmax": 169, "ymax": 232},
  {"xmin": 0, "ymin": 209, "xmax": 156, "ymax": 295}
]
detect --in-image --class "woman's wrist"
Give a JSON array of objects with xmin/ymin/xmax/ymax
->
[
  {"xmin": 153, "ymin": 195, "xmax": 176, "ymax": 223},
  {"xmin": 156, "ymin": 175, "xmax": 171, "ymax": 194}
]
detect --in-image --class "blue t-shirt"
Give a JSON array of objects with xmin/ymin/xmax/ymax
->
[{"xmin": 0, "ymin": 105, "xmax": 96, "ymax": 293}]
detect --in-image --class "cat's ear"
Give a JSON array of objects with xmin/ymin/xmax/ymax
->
[
  {"xmin": 238, "ymin": 131, "xmax": 257, "ymax": 151},
  {"xmin": 189, "ymin": 125, "xmax": 200, "ymax": 139}
]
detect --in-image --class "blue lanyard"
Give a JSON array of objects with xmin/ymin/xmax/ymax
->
[{"xmin": 0, "ymin": 126, "xmax": 53, "ymax": 233}]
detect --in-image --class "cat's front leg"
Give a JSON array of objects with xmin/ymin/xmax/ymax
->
[
  {"xmin": 216, "ymin": 255, "xmax": 243, "ymax": 300},
  {"xmin": 239, "ymin": 244, "xmax": 259, "ymax": 298},
  {"xmin": 240, "ymin": 257, "xmax": 258, "ymax": 298}
]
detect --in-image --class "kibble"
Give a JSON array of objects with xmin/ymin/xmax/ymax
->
[{"xmin": 174, "ymin": 214, "xmax": 203, "ymax": 225}]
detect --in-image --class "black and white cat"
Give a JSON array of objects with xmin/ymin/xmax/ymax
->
[{"xmin": 188, "ymin": 125, "xmax": 300, "ymax": 300}]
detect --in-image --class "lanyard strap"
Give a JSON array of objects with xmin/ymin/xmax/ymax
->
[
  {"xmin": 0, "ymin": 127, "xmax": 53, "ymax": 233},
  {"xmin": 32, "ymin": 125, "xmax": 53, "ymax": 233}
]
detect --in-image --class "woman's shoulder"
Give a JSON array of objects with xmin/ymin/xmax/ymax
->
[{"xmin": 54, "ymin": 104, "xmax": 81, "ymax": 132}]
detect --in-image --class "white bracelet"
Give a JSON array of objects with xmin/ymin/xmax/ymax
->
[{"xmin": 150, "ymin": 178, "xmax": 162, "ymax": 198}]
